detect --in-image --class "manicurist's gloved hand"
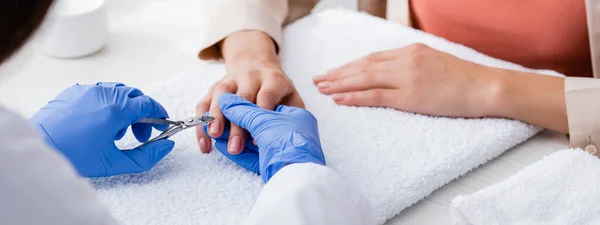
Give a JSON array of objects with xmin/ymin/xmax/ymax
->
[
  {"xmin": 204, "ymin": 93, "xmax": 325, "ymax": 183},
  {"xmin": 29, "ymin": 82, "xmax": 175, "ymax": 178}
]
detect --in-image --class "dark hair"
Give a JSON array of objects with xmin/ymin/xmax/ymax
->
[{"xmin": 0, "ymin": 1, "xmax": 54, "ymax": 64}]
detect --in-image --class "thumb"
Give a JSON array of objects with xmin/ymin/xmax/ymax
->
[
  {"xmin": 214, "ymin": 140, "xmax": 260, "ymax": 175},
  {"xmin": 126, "ymin": 95, "xmax": 169, "ymax": 124},
  {"xmin": 218, "ymin": 93, "xmax": 268, "ymax": 132},
  {"xmin": 123, "ymin": 139, "xmax": 175, "ymax": 172}
]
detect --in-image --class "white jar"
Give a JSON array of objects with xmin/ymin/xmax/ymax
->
[{"xmin": 41, "ymin": 0, "xmax": 108, "ymax": 58}]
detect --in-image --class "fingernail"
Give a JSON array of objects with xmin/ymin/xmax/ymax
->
[
  {"xmin": 229, "ymin": 135, "xmax": 242, "ymax": 154},
  {"xmin": 199, "ymin": 138, "xmax": 209, "ymax": 153},
  {"xmin": 317, "ymin": 82, "xmax": 331, "ymax": 89},
  {"xmin": 209, "ymin": 121, "xmax": 221, "ymax": 136},
  {"xmin": 332, "ymin": 94, "xmax": 344, "ymax": 102},
  {"xmin": 313, "ymin": 75, "xmax": 325, "ymax": 81}
]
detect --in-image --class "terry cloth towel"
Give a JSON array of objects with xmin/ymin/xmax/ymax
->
[
  {"xmin": 451, "ymin": 150, "xmax": 600, "ymax": 225},
  {"xmin": 90, "ymin": 9, "xmax": 563, "ymax": 225}
]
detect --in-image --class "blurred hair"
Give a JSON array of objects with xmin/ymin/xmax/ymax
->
[{"xmin": 0, "ymin": 1, "xmax": 54, "ymax": 64}]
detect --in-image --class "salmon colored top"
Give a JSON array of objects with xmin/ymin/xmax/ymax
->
[{"xmin": 411, "ymin": 0, "xmax": 592, "ymax": 77}]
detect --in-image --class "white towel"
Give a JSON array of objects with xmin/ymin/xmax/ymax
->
[
  {"xmin": 90, "ymin": 9, "xmax": 562, "ymax": 225},
  {"xmin": 451, "ymin": 150, "xmax": 600, "ymax": 225}
]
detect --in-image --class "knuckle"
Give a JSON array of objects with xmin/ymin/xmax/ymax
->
[
  {"xmin": 274, "ymin": 75, "xmax": 291, "ymax": 85},
  {"xmin": 236, "ymin": 91, "xmax": 255, "ymax": 100},
  {"xmin": 365, "ymin": 52, "xmax": 380, "ymax": 63},
  {"xmin": 368, "ymin": 90, "xmax": 384, "ymax": 104},
  {"xmin": 200, "ymin": 92, "xmax": 212, "ymax": 102},
  {"xmin": 343, "ymin": 93, "xmax": 357, "ymax": 104},
  {"xmin": 407, "ymin": 43, "xmax": 428, "ymax": 52},
  {"xmin": 358, "ymin": 61, "xmax": 370, "ymax": 72},
  {"xmin": 215, "ymin": 82, "xmax": 235, "ymax": 92},
  {"xmin": 266, "ymin": 79, "xmax": 291, "ymax": 93},
  {"xmin": 223, "ymin": 76, "xmax": 236, "ymax": 83},
  {"xmin": 326, "ymin": 68, "xmax": 340, "ymax": 76},
  {"xmin": 267, "ymin": 70, "xmax": 285, "ymax": 78},
  {"xmin": 195, "ymin": 100, "xmax": 209, "ymax": 111},
  {"xmin": 259, "ymin": 68, "xmax": 284, "ymax": 80},
  {"xmin": 296, "ymin": 99, "xmax": 306, "ymax": 108},
  {"xmin": 260, "ymin": 82, "xmax": 281, "ymax": 93},
  {"xmin": 265, "ymin": 73, "xmax": 291, "ymax": 87},
  {"xmin": 257, "ymin": 90, "xmax": 277, "ymax": 103},
  {"xmin": 247, "ymin": 68, "xmax": 261, "ymax": 77},
  {"xmin": 407, "ymin": 52, "xmax": 426, "ymax": 68},
  {"xmin": 358, "ymin": 73, "xmax": 374, "ymax": 85},
  {"xmin": 363, "ymin": 56, "xmax": 375, "ymax": 65},
  {"xmin": 239, "ymin": 94, "xmax": 257, "ymax": 104},
  {"xmin": 354, "ymin": 59, "xmax": 370, "ymax": 70}
]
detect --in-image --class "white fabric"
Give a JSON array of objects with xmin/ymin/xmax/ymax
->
[
  {"xmin": 91, "ymin": 9, "xmax": 562, "ymax": 224},
  {"xmin": 246, "ymin": 163, "xmax": 374, "ymax": 225},
  {"xmin": 0, "ymin": 107, "xmax": 118, "ymax": 225},
  {"xmin": 451, "ymin": 149, "xmax": 600, "ymax": 225},
  {"xmin": 0, "ymin": 105, "xmax": 369, "ymax": 225}
]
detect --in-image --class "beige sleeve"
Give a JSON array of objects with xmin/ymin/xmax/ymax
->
[
  {"xmin": 198, "ymin": 0, "xmax": 289, "ymax": 60},
  {"xmin": 565, "ymin": 77, "xmax": 600, "ymax": 148},
  {"xmin": 386, "ymin": 0, "xmax": 411, "ymax": 26}
]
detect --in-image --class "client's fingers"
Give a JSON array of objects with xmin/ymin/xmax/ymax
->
[
  {"xmin": 331, "ymin": 89, "xmax": 397, "ymax": 108},
  {"xmin": 228, "ymin": 89, "xmax": 257, "ymax": 155},
  {"xmin": 283, "ymin": 92, "xmax": 305, "ymax": 109},
  {"xmin": 218, "ymin": 93, "xmax": 265, "ymax": 133},
  {"xmin": 203, "ymin": 124, "xmax": 260, "ymax": 174},
  {"xmin": 317, "ymin": 71, "xmax": 392, "ymax": 95},
  {"xmin": 208, "ymin": 81, "xmax": 237, "ymax": 138},
  {"xmin": 256, "ymin": 81, "xmax": 289, "ymax": 110},
  {"xmin": 195, "ymin": 83, "xmax": 216, "ymax": 153},
  {"xmin": 313, "ymin": 66, "xmax": 357, "ymax": 84},
  {"xmin": 313, "ymin": 50, "xmax": 396, "ymax": 84}
]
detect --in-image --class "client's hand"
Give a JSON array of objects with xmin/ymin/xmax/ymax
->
[
  {"xmin": 195, "ymin": 31, "xmax": 304, "ymax": 155},
  {"xmin": 30, "ymin": 82, "xmax": 175, "ymax": 178},
  {"xmin": 313, "ymin": 43, "xmax": 500, "ymax": 118},
  {"xmin": 204, "ymin": 93, "xmax": 325, "ymax": 183}
]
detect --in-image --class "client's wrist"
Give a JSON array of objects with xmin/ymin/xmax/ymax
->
[
  {"xmin": 221, "ymin": 30, "xmax": 279, "ymax": 63},
  {"xmin": 483, "ymin": 68, "xmax": 567, "ymax": 131},
  {"xmin": 467, "ymin": 65, "xmax": 515, "ymax": 118}
]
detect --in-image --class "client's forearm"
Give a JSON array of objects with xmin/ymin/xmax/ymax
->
[
  {"xmin": 486, "ymin": 68, "xmax": 568, "ymax": 133},
  {"xmin": 220, "ymin": 30, "xmax": 279, "ymax": 63}
]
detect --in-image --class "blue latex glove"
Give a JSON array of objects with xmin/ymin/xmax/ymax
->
[
  {"xmin": 29, "ymin": 82, "xmax": 175, "ymax": 178},
  {"xmin": 202, "ymin": 123, "xmax": 260, "ymax": 174},
  {"xmin": 204, "ymin": 93, "xmax": 325, "ymax": 183}
]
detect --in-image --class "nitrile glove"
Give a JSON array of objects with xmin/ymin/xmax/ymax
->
[
  {"xmin": 204, "ymin": 93, "xmax": 325, "ymax": 183},
  {"xmin": 29, "ymin": 82, "xmax": 175, "ymax": 178},
  {"xmin": 203, "ymin": 123, "xmax": 261, "ymax": 174}
]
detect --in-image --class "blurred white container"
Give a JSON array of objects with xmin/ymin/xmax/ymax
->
[{"xmin": 41, "ymin": 0, "xmax": 108, "ymax": 58}]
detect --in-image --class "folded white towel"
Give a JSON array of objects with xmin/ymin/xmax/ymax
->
[
  {"xmin": 91, "ymin": 9, "xmax": 562, "ymax": 225},
  {"xmin": 451, "ymin": 150, "xmax": 600, "ymax": 225}
]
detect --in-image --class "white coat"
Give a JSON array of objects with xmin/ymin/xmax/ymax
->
[{"xmin": 0, "ymin": 107, "xmax": 375, "ymax": 225}]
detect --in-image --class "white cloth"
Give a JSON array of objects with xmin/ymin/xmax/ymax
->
[
  {"xmin": 0, "ymin": 107, "xmax": 118, "ymax": 225},
  {"xmin": 92, "ymin": 9, "xmax": 562, "ymax": 224},
  {"xmin": 246, "ymin": 163, "xmax": 374, "ymax": 225},
  {"xmin": 451, "ymin": 150, "xmax": 600, "ymax": 225},
  {"xmin": 0, "ymin": 105, "xmax": 371, "ymax": 225}
]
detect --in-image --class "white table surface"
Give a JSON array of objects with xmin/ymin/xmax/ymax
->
[{"xmin": 0, "ymin": 0, "xmax": 570, "ymax": 224}]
